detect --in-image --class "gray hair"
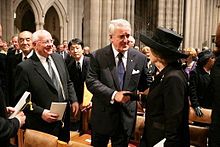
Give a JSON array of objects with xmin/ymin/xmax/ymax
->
[
  {"xmin": 32, "ymin": 30, "xmax": 51, "ymax": 42},
  {"xmin": 108, "ymin": 19, "xmax": 131, "ymax": 36}
]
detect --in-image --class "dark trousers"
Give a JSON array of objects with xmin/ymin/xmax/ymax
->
[
  {"xmin": 57, "ymin": 102, "xmax": 70, "ymax": 142},
  {"xmin": 91, "ymin": 128, "xmax": 129, "ymax": 147}
]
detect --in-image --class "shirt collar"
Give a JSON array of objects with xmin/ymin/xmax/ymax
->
[
  {"xmin": 35, "ymin": 51, "xmax": 48, "ymax": 63},
  {"xmin": 111, "ymin": 44, "xmax": 128, "ymax": 59},
  {"xmin": 76, "ymin": 55, "xmax": 84, "ymax": 64},
  {"xmin": 22, "ymin": 50, "xmax": 34, "ymax": 60}
]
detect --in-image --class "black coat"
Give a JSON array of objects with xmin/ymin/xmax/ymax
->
[
  {"xmin": 189, "ymin": 66, "xmax": 212, "ymax": 108},
  {"xmin": 86, "ymin": 45, "xmax": 149, "ymax": 137},
  {"xmin": 0, "ymin": 87, "xmax": 20, "ymax": 147},
  {"xmin": 67, "ymin": 56, "xmax": 90, "ymax": 104},
  {"xmin": 14, "ymin": 52, "xmax": 78, "ymax": 142},
  {"xmin": 140, "ymin": 64, "xmax": 190, "ymax": 147},
  {"xmin": 0, "ymin": 53, "xmax": 7, "ymax": 104},
  {"xmin": 6, "ymin": 53, "xmax": 22, "ymax": 106},
  {"xmin": 209, "ymin": 55, "xmax": 220, "ymax": 146}
]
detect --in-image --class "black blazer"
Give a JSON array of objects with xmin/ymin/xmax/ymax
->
[
  {"xmin": 189, "ymin": 66, "xmax": 212, "ymax": 108},
  {"xmin": 86, "ymin": 44, "xmax": 149, "ymax": 136},
  {"xmin": 14, "ymin": 52, "xmax": 78, "ymax": 141},
  {"xmin": 67, "ymin": 56, "xmax": 90, "ymax": 104},
  {"xmin": 6, "ymin": 53, "xmax": 22, "ymax": 106},
  {"xmin": 140, "ymin": 64, "xmax": 190, "ymax": 147},
  {"xmin": 0, "ymin": 53, "xmax": 7, "ymax": 104},
  {"xmin": 209, "ymin": 55, "xmax": 220, "ymax": 146},
  {"xmin": 0, "ymin": 87, "xmax": 20, "ymax": 146}
]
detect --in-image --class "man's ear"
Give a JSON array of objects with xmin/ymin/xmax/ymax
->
[{"xmin": 32, "ymin": 42, "xmax": 36, "ymax": 47}]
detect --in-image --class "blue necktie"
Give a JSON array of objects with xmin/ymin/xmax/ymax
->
[{"xmin": 117, "ymin": 53, "xmax": 125, "ymax": 89}]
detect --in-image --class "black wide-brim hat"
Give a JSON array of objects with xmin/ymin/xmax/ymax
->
[
  {"xmin": 198, "ymin": 49, "xmax": 214, "ymax": 63},
  {"xmin": 140, "ymin": 27, "xmax": 188, "ymax": 59}
]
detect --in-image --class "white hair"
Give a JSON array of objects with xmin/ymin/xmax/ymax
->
[
  {"xmin": 108, "ymin": 19, "xmax": 131, "ymax": 36},
  {"xmin": 32, "ymin": 30, "xmax": 51, "ymax": 42}
]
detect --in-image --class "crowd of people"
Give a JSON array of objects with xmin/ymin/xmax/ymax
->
[{"xmin": 0, "ymin": 19, "xmax": 220, "ymax": 147}]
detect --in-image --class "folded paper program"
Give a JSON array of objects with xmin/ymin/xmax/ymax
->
[{"xmin": 9, "ymin": 91, "xmax": 32, "ymax": 119}]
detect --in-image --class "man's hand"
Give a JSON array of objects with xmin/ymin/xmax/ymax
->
[
  {"xmin": 114, "ymin": 91, "xmax": 131, "ymax": 103},
  {"xmin": 81, "ymin": 102, "xmax": 92, "ymax": 112},
  {"xmin": 41, "ymin": 109, "xmax": 59, "ymax": 123},
  {"xmin": 71, "ymin": 102, "xmax": 79, "ymax": 117},
  {"xmin": 15, "ymin": 111, "xmax": 26, "ymax": 127},
  {"xmin": 6, "ymin": 107, "xmax": 15, "ymax": 115}
]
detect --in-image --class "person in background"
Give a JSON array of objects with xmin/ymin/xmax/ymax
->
[
  {"xmin": 7, "ymin": 35, "xmax": 20, "ymax": 55},
  {"xmin": 182, "ymin": 47, "xmax": 198, "ymax": 78},
  {"xmin": 7, "ymin": 31, "xmax": 34, "ymax": 106},
  {"xmin": 0, "ymin": 40, "xmax": 8, "ymax": 55},
  {"xmin": 86, "ymin": 19, "xmax": 150, "ymax": 147},
  {"xmin": 14, "ymin": 30, "xmax": 79, "ymax": 142},
  {"xmin": 128, "ymin": 35, "xmax": 135, "ymax": 48},
  {"xmin": 83, "ymin": 46, "xmax": 92, "ymax": 57},
  {"xmin": 67, "ymin": 38, "xmax": 90, "ymax": 132},
  {"xmin": 189, "ymin": 49, "xmax": 215, "ymax": 118},
  {"xmin": 139, "ymin": 27, "xmax": 190, "ymax": 147},
  {"xmin": 0, "ymin": 23, "xmax": 26, "ymax": 147},
  {"xmin": 0, "ymin": 40, "xmax": 8, "ymax": 103},
  {"xmin": 208, "ymin": 23, "xmax": 220, "ymax": 147}
]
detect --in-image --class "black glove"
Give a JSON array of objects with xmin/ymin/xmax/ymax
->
[{"xmin": 194, "ymin": 106, "xmax": 203, "ymax": 117}]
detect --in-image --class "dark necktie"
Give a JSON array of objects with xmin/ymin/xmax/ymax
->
[
  {"xmin": 76, "ymin": 61, "xmax": 82, "ymax": 79},
  {"xmin": 117, "ymin": 53, "xmax": 125, "ymax": 89},
  {"xmin": 24, "ymin": 56, "xmax": 27, "ymax": 60},
  {"xmin": 47, "ymin": 57, "xmax": 63, "ymax": 101},
  {"xmin": 76, "ymin": 62, "xmax": 81, "ymax": 72}
]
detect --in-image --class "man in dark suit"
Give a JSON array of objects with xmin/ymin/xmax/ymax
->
[
  {"xmin": 7, "ymin": 31, "xmax": 34, "ymax": 106},
  {"xmin": 14, "ymin": 30, "xmax": 79, "ymax": 142},
  {"xmin": 66, "ymin": 38, "xmax": 90, "ymax": 132},
  {"xmin": 86, "ymin": 19, "xmax": 149, "ymax": 147},
  {"xmin": 0, "ymin": 23, "xmax": 26, "ymax": 147},
  {"xmin": 209, "ymin": 23, "xmax": 220, "ymax": 147},
  {"xmin": 57, "ymin": 43, "xmax": 68, "ymax": 60},
  {"xmin": 0, "ymin": 87, "xmax": 26, "ymax": 147},
  {"xmin": 7, "ymin": 35, "xmax": 20, "ymax": 56}
]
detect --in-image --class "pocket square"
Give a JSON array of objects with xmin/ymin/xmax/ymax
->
[{"xmin": 132, "ymin": 69, "xmax": 140, "ymax": 74}]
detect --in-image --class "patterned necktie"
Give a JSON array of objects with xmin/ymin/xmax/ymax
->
[
  {"xmin": 47, "ymin": 57, "xmax": 63, "ymax": 101},
  {"xmin": 117, "ymin": 53, "xmax": 125, "ymax": 89}
]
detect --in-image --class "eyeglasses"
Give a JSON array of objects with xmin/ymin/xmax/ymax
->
[{"xmin": 39, "ymin": 39, "xmax": 54, "ymax": 44}]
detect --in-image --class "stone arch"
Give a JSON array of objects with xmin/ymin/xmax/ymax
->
[
  {"xmin": 44, "ymin": 6, "xmax": 60, "ymax": 46},
  {"xmin": 43, "ymin": 0, "xmax": 67, "ymax": 43},
  {"xmin": 13, "ymin": 0, "xmax": 43, "ymax": 31}
]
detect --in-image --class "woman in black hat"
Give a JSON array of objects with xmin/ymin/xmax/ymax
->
[
  {"xmin": 139, "ymin": 27, "xmax": 190, "ymax": 147},
  {"xmin": 189, "ymin": 49, "xmax": 215, "ymax": 119}
]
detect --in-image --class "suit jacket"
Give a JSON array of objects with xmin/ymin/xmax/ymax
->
[
  {"xmin": 0, "ymin": 87, "xmax": 20, "ymax": 147},
  {"xmin": 86, "ymin": 44, "xmax": 149, "ymax": 136},
  {"xmin": 58, "ymin": 51, "xmax": 68, "ymax": 60},
  {"xmin": 140, "ymin": 64, "xmax": 189, "ymax": 147},
  {"xmin": 0, "ymin": 53, "xmax": 7, "ymax": 104},
  {"xmin": 14, "ymin": 52, "xmax": 78, "ymax": 142},
  {"xmin": 209, "ymin": 55, "xmax": 220, "ymax": 145},
  {"xmin": 6, "ymin": 53, "xmax": 22, "ymax": 106},
  {"xmin": 67, "ymin": 56, "xmax": 90, "ymax": 104}
]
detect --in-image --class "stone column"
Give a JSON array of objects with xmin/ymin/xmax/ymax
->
[
  {"xmin": 158, "ymin": 0, "xmax": 166, "ymax": 27},
  {"xmin": 101, "ymin": 0, "xmax": 112, "ymax": 47}
]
